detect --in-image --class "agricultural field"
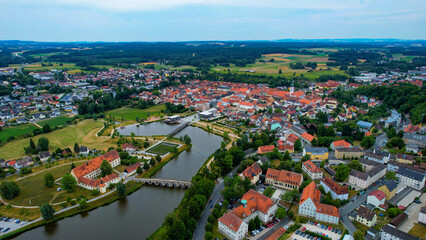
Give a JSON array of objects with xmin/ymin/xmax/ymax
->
[
  {"xmin": 28, "ymin": 52, "xmax": 68, "ymax": 60},
  {"xmin": 391, "ymin": 53, "xmax": 420, "ymax": 62},
  {"xmin": 107, "ymin": 105, "xmax": 165, "ymax": 121},
  {"xmin": 146, "ymin": 142, "xmax": 179, "ymax": 155},
  {"xmin": 20, "ymin": 62, "xmax": 80, "ymax": 71},
  {"xmin": 211, "ymin": 52, "xmax": 344, "ymax": 77},
  {"xmin": 0, "ymin": 123, "xmax": 39, "ymax": 143},
  {"xmin": 0, "ymin": 119, "xmax": 116, "ymax": 160},
  {"xmin": 36, "ymin": 116, "xmax": 70, "ymax": 128}
]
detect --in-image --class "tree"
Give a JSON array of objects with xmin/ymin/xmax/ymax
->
[
  {"xmin": 156, "ymin": 154, "xmax": 162, "ymax": 162},
  {"xmin": 44, "ymin": 173, "xmax": 55, "ymax": 188},
  {"xmin": 0, "ymin": 181, "xmax": 20, "ymax": 199},
  {"xmin": 61, "ymin": 173, "xmax": 77, "ymax": 193},
  {"xmin": 360, "ymin": 135, "xmax": 374, "ymax": 149},
  {"xmin": 74, "ymin": 143, "xmax": 79, "ymax": 153},
  {"xmin": 249, "ymin": 219, "xmax": 256, "ymax": 231},
  {"xmin": 335, "ymin": 164, "xmax": 350, "ymax": 182},
  {"xmin": 42, "ymin": 124, "xmax": 52, "ymax": 133},
  {"xmin": 37, "ymin": 137, "xmax": 49, "ymax": 152},
  {"xmin": 275, "ymin": 207, "xmax": 287, "ymax": 219},
  {"xmin": 387, "ymin": 208, "xmax": 402, "ymax": 218},
  {"xmin": 254, "ymin": 216, "xmax": 261, "ymax": 228},
  {"xmin": 100, "ymin": 160, "xmax": 113, "ymax": 177},
  {"xmin": 348, "ymin": 160, "xmax": 363, "ymax": 172},
  {"xmin": 79, "ymin": 198, "xmax": 87, "ymax": 209},
  {"xmin": 143, "ymin": 163, "xmax": 149, "ymax": 170},
  {"xmin": 205, "ymin": 222, "xmax": 213, "ymax": 232},
  {"xmin": 29, "ymin": 138, "xmax": 36, "ymax": 151},
  {"xmin": 136, "ymin": 166, "xmax": 143, "ymax": 174},
  {"xmin": 168, "ymin": 219, "xmax": 186, "ymax": 240},
  {"xmin": 386, "ymin": 137, "xmax": 405, "ymax": 149},
  {"xmin": 294, "ymin": 139, "xmax": 302, "ymax": 152},
  {"xmin": 116, "ymin": 182, "xmax": 126, "ymax": 197},
  {"xmin": 385, "ymin": 171, "xmax": 397, "ymax": 180},
  {"xmin": 150, "ymin": 158, "xmax": 156, "ymax": 166},
  {"xmin": 353, "ymin": 230, "xmax": 364, "ymax": 240},
  {"xmin": 183, "ymin": 134, "xmax": 192, "ymax": 145},
  {"xmin": 40, "ymin": 204, "xmax": 55, "ymax": 220},
  {"xmin": 70, "ymin": 162, "xmax": 75, "ymax": 170},
  {"xmin": 281, "ymin": 189, "xmax": 299, "ymax": 203},
  {"xmin": 205, "ymin": 232, "xmax": 213, "ymax": 240}
]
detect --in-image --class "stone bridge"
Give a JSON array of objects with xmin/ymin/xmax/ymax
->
[{"xmin": 133, "ymin": 178, "xmax": 193, "ymax": 188}]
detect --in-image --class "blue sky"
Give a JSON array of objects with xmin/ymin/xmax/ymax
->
[{"xmin": 1, "ymin": 0, "xmax": 425, "ymax": 41}]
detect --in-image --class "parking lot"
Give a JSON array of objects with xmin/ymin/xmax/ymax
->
[
  {"xmin": 290, "ymin": 222, "xmax": 343, "ymax": 240},
  {"xmin": 0, "ymin": 218, "xmax": 28, "ymax": 235}
]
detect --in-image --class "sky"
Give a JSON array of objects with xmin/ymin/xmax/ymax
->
[{"xmin": 0, "ymin": 0, "xmax": 425, "ymax": 42}]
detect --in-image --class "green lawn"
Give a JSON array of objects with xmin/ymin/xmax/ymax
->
[
  {"xmin": 22, "ymin": 62, "xmax": 80, "ymax": 71},
  {"xmin": 408, "ymin": 223, "xmax": 426, "ymax": 239},
  {"xmin": 353, "ymin": 221, "xmax": 369, "ymax": 234},
  {"xmin": 146, "ymin": 142, "xmax": 178, "ymax": 155},
  {"xmin": 37, "ymin": 116, "xmax": 70, "ymax": 128},
  {"xmin": 0, "ymin": 119, "xmax": 115, "ymax": 160},
  {"xmin": 106, "ymin": 105, "xmax": 165, "ymax": 121},
  {"xmin": 0, "ymin": 123, "xmax": 39, "ymax": 143},
  {"xmin": 211, "ymin": 220, "xmax": 227, "ymax": 240}
]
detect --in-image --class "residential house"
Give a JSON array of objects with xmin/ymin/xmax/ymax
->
[
  {"xmin": 358, "ymin": 158, "xmax": 380, "ymax": 172},
  {"xmin": 122, "ymin": 143, "xmax": 136, "ymax": 152},
  {"xmin": 79, "ymin": 146, "xmax": 90, "ymax": 155},
  {"xmin": 378, "ymin": 180, "xmax": 398, "ymax": 200},
  {"xmin": 395, "ymin": 154, "xmax": 414, "ymax": 164},
  {"xmin": 240, "ymin": 162, "xmax": 262, "ymax": 185},
  {"xmin": 395, "ymin": 167, "xmax": 425, "ymax": 191},
  {"xmin": 380, "ymin": 224, "xmax": 420, "ymax": 240},
  {"xmin": 298, "ymin": 182, "xmax": 340, "ymax": 224},
  {"xmin": 367, "ymin": 190, "xmax": 386, "ymax": 208},
  {"xmin": 265, "ymin": 168, "xmax": 303, "ymax": 191},
  {"xmin": 320, "ymin": 177, "xmax": 349, "ymax": 200},
  {"xmin": 330, "ymin": 140, "xmax": 351, "ymax": 150},
  {"xmin": 356, "ymin": 206, "xmax": 377, "ymax": 227},
  {"xmin": 124, "ymin": 162, "xmax": 142, "ymax": 176},
  {"xmin": 39, "ymin": 152, "xmax": 51, "ymax": 162},
  {"xmin": 258, "ymin": 145, "xmax": 275, "ymax": 154},
  {"xmin": 348, "ymin": 165, "xmax": 386, "ymax": 189},
  {"xmin": 301, "ymin": 132, "xmax": 315, "ymax": 145},
  {"xmin": 257, "ymin": 155, "xmax": 269, "ymax": 166},
  {"xmin": 218, "ymin": 212, "xmax": 248, "ymax": 240},
  {"xmin": 334, "ymin": 147, "xmax": 364, "ymax": 159},
  {"xmin": 302, "ymin": 160, "xmax": 323, "ymax": 180},
  {"xmin": 303, "ymin": 147, "xmax": 329, "ymax": 161}
]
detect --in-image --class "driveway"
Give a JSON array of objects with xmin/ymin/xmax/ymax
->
[
  {"xmin": 291, "ymin": 223, "xmax": 343, "ymax": 240},
  {"xmin": 398, "ymin": 193, "xmax": 426, "ymax": 232},
  {"xmin": 339, "ymin": 184, "xmax": 381, "ymax": 234},
  {"xmin": 255, "ymin": 218, "xmax": 291, "ymax": 240}
]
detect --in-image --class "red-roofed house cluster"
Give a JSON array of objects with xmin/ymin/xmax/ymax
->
[
  {"xmin": 71, "ymin": 150, "xmax": 121, "ymax": 193},
  {"xmin": 218, "ymin": 189, "xmax": 277, "ymax": 240}
]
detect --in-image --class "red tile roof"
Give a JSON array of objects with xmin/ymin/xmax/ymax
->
[
  {"xmin": 266, "ymin": 168, "xmax": 303, "ymax": 186},
  {"xmin": 72, "ymin": 150, "xmax": 120, "ymax": 179},
  {"xmin": 332, "ymin": 140, "xmax": 351, "ymax": 148},
  {"xmin": 258, "ymin": 145, "xmax": 275, "ymax": 154},
  {"xmin": 218, "ymin": 212, "xmax": 243, "ymax": 232},
  {"xmin": 241, "ymin": 163, "xmax": 262, "ymax": 181},
  {"xmin": 368, "ymin": 190, "xmax": 386, "ymax": 201},
  {"xmin": 301, "ymin": 132, "xmax": 315, "ymax": 142},
  {"xmin": 265, "ymin": 227, "xmax": 286, "ymax": 240},
  {"xmin": 300, "ymin": 182, "xmax": 340, "ymax": 218},
  {"xmin": 232, "ymin": 189, "xmax": 275, "ymax": 219},
  {"xmin": 303, "ymin": 160, "xmax": 322, "ymax": 173},
  {"xmin": 321, "ymin": 176, "xmax": 348, "ymax": 195}
]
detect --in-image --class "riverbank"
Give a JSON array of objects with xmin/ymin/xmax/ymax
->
[{"xmin": 0, "ymin": 143, "xmax": 191, "ymax": 240}]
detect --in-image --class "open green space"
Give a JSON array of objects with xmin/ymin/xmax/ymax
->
[
  {"xmin": 0, "ymin": 123, "xmax": 39, "ymax": 143},
  {"xmin": 0, "ymin": 119, "xmax": 115, "ymax": 160},
  {"xmin": 37, "ymin": 116, "xmax": 70, "ymax": 128},
  {"xmin": 146, "ymin": 142, "xmax": 178, "ymax": 155},
  {"xmin": 106, "ymin": 105, "xmax": 165, "ymax": 121},
  {"xmin": 5, "ymin": 162, "xmax": 88, "ymax": 206},
  {"xmin": 408, "ymin": 223, "xmax": 426, "ymax": 239},
  {"xmin": 22, "ymin": 62, "xmax": 80, "ymax": 71}
]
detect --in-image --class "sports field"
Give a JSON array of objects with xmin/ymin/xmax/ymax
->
[
  {"xmin": 146, "ymin": 142, "xmax": 179, "ymax": 155},
  {"xmin": 0, "ymin": 119, "xmax": 115, "ymax": 160},
  {"xmin": 107, "ymin": 105, "xmax": 165, "ymax": 121}
]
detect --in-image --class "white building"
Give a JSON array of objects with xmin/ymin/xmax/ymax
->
[
  {"xmin": 218, "ymin": 212, "xmax": 248, "ymax": 240},
  {"xmin": 302, "ymin": 160, "xmax": 323, "ymax": 180},
  {"xmin": 320, "ymin": 177, "xmax": 349, "ymax": 201},
  {"xmin": 396, "ymin": 167, "xmax": 425, "ymax": 191},
  {"xmin": 367, "ymin": 190, "xmax": 386, "ymax": 208},
  {"xmin": 381, "ymin": 224, "xmax": 421, "ymax": 240},
  {"xmin": 418, "ymin": 207, "xmax": 426, "ymax": 225}
]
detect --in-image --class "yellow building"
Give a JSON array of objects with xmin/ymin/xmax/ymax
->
[
  {"xmin": 335, "ymin": 147, "xmax": 364, "ymax": 159},
  {"xmin": 395, "ymin": 154, "xmax": 414, "ymax": 164},
  {"xmin": 303, "ymin": 147, "xmax": 329, "ymax": 160},
  {"xmin": 378, "ymin": 181, "xmax": 398, "ymax": 200}
]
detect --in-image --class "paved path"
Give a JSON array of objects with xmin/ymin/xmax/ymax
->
[
  {"xmin": 193, "ymin": 164, "xmax": 241, "ymax": 240},
  {"xmin": 256, "ymin": 218, "xmax": 291, "ymax": 240},
  {"xmin": 339, "ymin": 184, "xmax": 380, "ymax": 234},
  {"xmin": 32, "ymin": 122, "xmax": 42, "ymax": 128},
  {"xmin": 398, "ymin": 193, "xmax": 426, "ymax": 233}
]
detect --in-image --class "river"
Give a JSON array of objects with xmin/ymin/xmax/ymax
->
[{"xmin": 15, "ymin": 123, "xmax": 222, "ymax": 240}]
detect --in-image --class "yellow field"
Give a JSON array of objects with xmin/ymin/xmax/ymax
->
[{"xmin": 0, "ymin": 120, "xmax": 117, "ymax": 160}]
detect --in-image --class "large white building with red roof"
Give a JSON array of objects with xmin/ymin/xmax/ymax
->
[
  {"xmin": 299, "ymin": 182, "xmax": 340, "ymax": 224},
  {"xmin": 302, "ymin": 160, "xmax": 323, "ymax": 180},
  {"xmin": 218, "ymin": 189, "xmax": 277, "ymax": 240},
  {"xmin": 239, "ymin": 162, "xmax": 262, "ymax": 185},
  {"xmin": 367, "ymin": 190, "xmax": 386, "ymax": 208},
  {"xmin": 320, "ymin": 177, "xmax": 349, "ymax": 200},
  {"xmin": 71, "ymin": 150, "xmax": 121, "ymax": 193}
]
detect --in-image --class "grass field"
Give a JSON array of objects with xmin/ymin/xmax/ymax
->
[
  {"xmin": 36, "ymin": 116, "xmax": 70, "ymax": 128},
  {"xmin": 408, "ymin": 223, "xmax": 426, "ymax": 239},
  {"xmin": 5, "ymin": 162, "xmax": 88, "ymax": 206},
  {"xmin": 0, "ymin": 124, "xmax": 39, "ymax": 143},
  {"xmin": 0, "ymin": 119, "xmax": 116, "ymax": 160},
  {"xmin": 107, "ymin": 105, "xmax": 165, "ymax": 121},
  {"xmin": 21, "ymin": 62, "xmax": 80, "ymax": 71},
  {"xmin": 146, "ymin": 142, "xmax": 178, "ymax": 155}
]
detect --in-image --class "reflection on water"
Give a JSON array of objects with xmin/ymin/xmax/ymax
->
[{"xmin": 14, "ymin": 125, "xmax": 222, "ymax": 240}]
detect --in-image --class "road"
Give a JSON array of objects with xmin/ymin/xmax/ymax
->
[
  {"xmin": 17, "ymin": 63, "xmax": 29, "ymax": 74},
  {"xmin": 373, "ymin": 132, "xmax": 387, "ymax": 149},
  {"xmin": 193, "ymin": 165, "xmax": 240, "ymax": 240},
  {"xmin": 339, "ymin": 184, "xmax": 381, "ymax": 234},
  {"xmin": 398, "ymin": 193, "xmax": 426, "ymax": 233}
]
